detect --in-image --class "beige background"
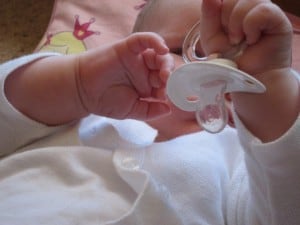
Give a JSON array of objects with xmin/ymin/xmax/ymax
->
[
  {"xmin": 0, "ymin": 0, "xmax": 54, "ymax": 63},
  {"xmin": 0, "ymin": 0, "xmax": 299, "ymax": 63}
]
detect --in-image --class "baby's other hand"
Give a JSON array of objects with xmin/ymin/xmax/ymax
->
[
  {"xmin": 200, "ymin": 0, "xmax": 293, "ymax": 76},
  {"xmin": 76, "ymin": 32, "xmax": 174, "ymax": 120}
]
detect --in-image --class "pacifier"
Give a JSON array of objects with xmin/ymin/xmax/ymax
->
[{"xmin": 166, "ymin": 21, "xmax": 266, "ymax": 133}]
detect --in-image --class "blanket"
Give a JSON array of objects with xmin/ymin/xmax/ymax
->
[
  {"xmin": 34, "ymin": 0, "xmax": 300, "ymax": 72},
  {"xmin": 35, "ymin": 0, "xmax": 146, "ymax": 54}
]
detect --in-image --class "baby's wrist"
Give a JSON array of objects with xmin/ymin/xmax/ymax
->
[
  {"xmin": 234, "ymin": 67, "xmax": 298, "ymax": 100},
  {"xmin": 253, "ymin": 67, "xmax": 295, "ymax": 86},
  {"xmin": 231, "ymin": 67, "xmax": 299, "ymax": 142}
]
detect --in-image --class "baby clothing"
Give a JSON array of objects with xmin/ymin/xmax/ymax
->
[{"xmin": 0, "ymin": 53, "xmax": 300, "ymax": 225}]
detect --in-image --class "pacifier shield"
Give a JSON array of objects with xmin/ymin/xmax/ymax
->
[{"xmin": 166, "ymin": 60, "xmax": 266, "ymax": 133}]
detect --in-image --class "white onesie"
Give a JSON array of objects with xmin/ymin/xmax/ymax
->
[{"xmin": 0, "ymin": 53, "xmax": 299, "ymax": 225}]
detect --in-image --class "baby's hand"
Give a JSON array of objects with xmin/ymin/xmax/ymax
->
[
  {"xmin": 76, "ymin": 32, "xmax": 174, "ymax": 120},
  {"xmin": 200, "ymin": 0, "xmax": 293, "ymax": 76}
]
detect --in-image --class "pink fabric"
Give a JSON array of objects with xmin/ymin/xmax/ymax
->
[
  {"xmin": 35, "ymin": 0, "xmax": 299, "ymax": 72},
  {"xmin": 35, "ymin": 0, "xmax": 147, "ymax": 54}
]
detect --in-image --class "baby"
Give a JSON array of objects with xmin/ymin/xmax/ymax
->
[
  {"xmin": 0, "ymin": 0, "xmax": 299, "ymax": 224},
  {"xmin": 134, "ymin": 0, "xmax": 299, "ymax": 142},
  {"xmin": 4, "ymin": 32, "xmax": 173, "ymax": 125}
]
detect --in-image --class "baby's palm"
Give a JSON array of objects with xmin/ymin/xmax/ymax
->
[{"xmin": 76, "ymin": 32, "xmax": 173, "ymax": 120}]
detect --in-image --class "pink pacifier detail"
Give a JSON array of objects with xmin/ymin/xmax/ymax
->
[{"xmin": 167, "ymin": 21, "xmax": 266, "ymax": 133}]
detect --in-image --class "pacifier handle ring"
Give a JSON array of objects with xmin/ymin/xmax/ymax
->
[
  {"xmin": 182, "ymin": 21, "xmax": 207, "ymax": 63},
  {"xmin": 182, "ymin": 20, "xmax": 247, "ymax": 62}
]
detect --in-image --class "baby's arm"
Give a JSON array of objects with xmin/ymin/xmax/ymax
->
[
  {"xmin": 201, "ymin": 0, "xmax": 299, "ymax": 142},
  {"xmin": 4, "ymin": 32, "xmax": 173, "ymax": 125},
  {"xmin": 201, "ymin": 0, "xmax": 300, "ymax": 224}
]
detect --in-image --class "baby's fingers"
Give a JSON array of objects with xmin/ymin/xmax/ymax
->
[
  {"xmin": 120, "ymin": 33, "xmax": 173, "ymax": 98},
  {"xmin": 140, "ymin": 50, "xmax": 174, "ymax": 101},
  {"xmin": 124, "ymin": 48, "xmax": 173, "ymax": 99},
  {"xmin": 242, "ymin": 3, "xmax": 292, "ymax": 45},
  {"xmin": 201, "ymin": 0, "xmax": 230, "ymax": 54},
  {"xmin": 126, "ymin": 32, "xmax": 169, "ymax": 55},
  {"xmin": 225, "ymin": 0, "xmax": 258, "ymax": 44},
  {"xmin": 142, "ymin": 49, "xmax": 174, "ymax": 84},
  {"xmin": 227, "ymin": 1, "xmax": 292, "ymax": 45}
]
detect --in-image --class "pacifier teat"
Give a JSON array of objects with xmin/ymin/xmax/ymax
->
[
  {"xmin": 166, "ymin": 21, "xmax": 266, "ymax": 133},
  {"xmin": 195, "ymin": 79, "xmax": 228, "ymax": 133}
]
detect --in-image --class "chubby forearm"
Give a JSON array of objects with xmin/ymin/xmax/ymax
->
[
  {"xmin": 232, "ymin": 68, "xmax": 299, "ymax": 142},
  {"xmin": 4, "ymin": 55, "xmax": 88, "ymax": 125},
  {"xmin": 3, "ymin": 32, "xmax": 174, "ymax": 125}
]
